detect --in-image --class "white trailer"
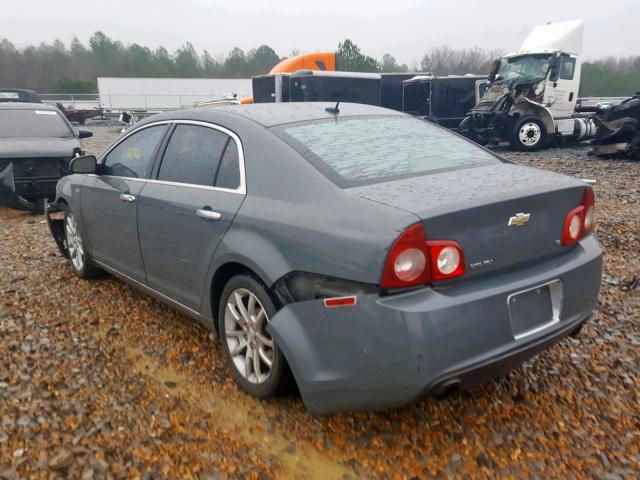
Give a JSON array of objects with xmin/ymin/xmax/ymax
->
[{"xmin": 97, "ymin": 77, "xmax": 252, "ymax": 111}]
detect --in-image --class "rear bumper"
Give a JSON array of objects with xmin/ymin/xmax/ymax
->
[
  {"xmin": 267, "ymin": 236, "xmax": 603, "ymax": 415},
  {"xmin": 426, "ymin": 312, "xmax": 588, "ymax": 395}
]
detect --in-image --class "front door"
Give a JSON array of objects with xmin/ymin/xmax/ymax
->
[
  {"xmin": 81, "ymin": 123, "xmax": 169, "ymax": 281},
  {"xmin": 138, "ymin": 122, "xmax": 245, "ymax": 310},
  {"xmin": 545, "ymin": 54, "xmax": 580, "ymax": 119}
]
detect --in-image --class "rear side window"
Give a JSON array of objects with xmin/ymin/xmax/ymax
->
[
  {"xmin": 215, "ymin": 141, "xmax": 240, "ymax": 189},
  {"xmin": 157, "ymin": 124, "xmax": 240, "ymax": 189},
  {"xmin": 276, "ymin": 115, "xmax": 500, "ymax": 187},
  {"xmin": 103, "ymin": 125, "xmax": 168, "ymax": 178}
]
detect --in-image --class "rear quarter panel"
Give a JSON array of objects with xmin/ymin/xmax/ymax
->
[{"xmin": 202, "ymin": 122, "xmax": 419, "ymax": 316}]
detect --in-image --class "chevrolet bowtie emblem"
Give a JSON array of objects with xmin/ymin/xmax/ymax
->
[{"xmin": 508, "ymin": 212, "xmax": 531, "ymax": 227}]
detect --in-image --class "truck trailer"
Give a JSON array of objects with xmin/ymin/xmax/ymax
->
[
  {"xmin": 252, "ymin": 70, "xmax": 485, "ymax": 129},
  {"xmin": 403, "ymin": 75, "xmax": 488, "ymax": 129}
]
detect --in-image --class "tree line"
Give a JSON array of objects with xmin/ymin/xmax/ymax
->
[{"xmin": 0, "ymin": 32, "xmax": 638, "ymax": 96}]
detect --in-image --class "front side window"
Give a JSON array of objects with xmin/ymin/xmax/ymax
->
[
  {"xmin": 559, "ymin": 55, "xmax": 576, "ymax": 80},
  {"xmin": 276, "ymin": 115, "xmax": 500, "ymax": 187},
  {"xmin": 157, "ymin": 124, "xmax": 235, "ymax": 187},
  {"xmin": 0, "ymin": 109, "xmax": 73, "ymax": 139},
  {"xmin": 103, "ymin": 125, "xmax": 168, "ymax": 178}
]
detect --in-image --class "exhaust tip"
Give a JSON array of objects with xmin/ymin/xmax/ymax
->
[{"xmin": 433, "ymin": 378, "xmax": 462, "ymax": 397}]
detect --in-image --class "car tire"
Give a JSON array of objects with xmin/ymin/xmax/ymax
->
[
  {"xmin": 218, "ymin": 274, "xmax": 287, "ymax": 398},
  {"xmin": 510, "ymin": 116, "xmax": 548, "ymax": 151},
  {"xmin": 63, "ymin": 205, "xmax": 101, "ymax": 279}
]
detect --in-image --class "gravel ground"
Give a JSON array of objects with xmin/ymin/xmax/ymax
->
[{"xmin": 1, "ymin": 125, "xmax": 638, "ymax": 479}]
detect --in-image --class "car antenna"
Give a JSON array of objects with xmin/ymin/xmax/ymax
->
[{"xmin": 325, "ymin": 100, "xmax": 340, "ymax": 115}]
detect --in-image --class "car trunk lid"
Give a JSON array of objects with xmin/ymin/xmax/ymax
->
[{"xmin": 349, "ymin": 163, "xmax": 587, "ymax": 280}]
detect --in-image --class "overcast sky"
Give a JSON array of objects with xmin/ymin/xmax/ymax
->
[{"xmin": 3, "ymin": 0, "xmax": 638, "ymax": 64}]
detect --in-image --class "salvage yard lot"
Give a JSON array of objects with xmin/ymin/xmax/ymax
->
[{"xmin": 1, "ymin": 125, "xmax": 638, "ymax": 479}]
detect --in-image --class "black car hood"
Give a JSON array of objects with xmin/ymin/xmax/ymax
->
[{"xmin": 0, "ymin": 137, "xmax": 81, "ymax": 158}]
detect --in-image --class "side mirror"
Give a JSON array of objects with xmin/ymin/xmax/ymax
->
[
  {"xmin": 488, "ymin": 59, "xmax": 501, "ymax": 82},
  {"xmin": 78, "ymin": 130, "xmax": 93, "ymax": 139},
  {"xmin": 70, "ymin": 155, "xmax": 97, "ymax": 174}
]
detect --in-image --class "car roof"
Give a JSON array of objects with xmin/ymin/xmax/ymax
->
[
  {"xmin": 142, "ymin": 102, "xmax": 403, "ymax": 128},
  {"xmin": 0, "ymin": 102, "xmax": 56, "ymax": 111}
]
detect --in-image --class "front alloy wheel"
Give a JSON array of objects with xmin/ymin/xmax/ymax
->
[
  {"xmin": 65, "ymin": 212, "xmax": 85, "ymax": 272},
  {"xmin": 63, "ymin": 206, "xmax": 100, "ymax": 279},
  {"xmin": 224, "ymin": 288, "xmax": 275, "ymax": 384}
]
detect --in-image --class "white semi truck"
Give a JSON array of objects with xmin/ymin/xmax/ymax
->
[{"xmin": 460, "ymin": 20, "xmax": 596, "ymax": 150}]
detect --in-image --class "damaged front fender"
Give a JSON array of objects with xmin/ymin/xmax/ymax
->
[
  {"xmin": 45, "ymin": 200, "xmax": 68, "ymax": 258},
  {"xmin": 510, "ymin": 98, "xmax": 555, "ymax": 135}
]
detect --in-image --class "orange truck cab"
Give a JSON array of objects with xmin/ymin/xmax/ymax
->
[{"xmin": 242, "ymin": 52, "xmax": 336, "ymax": 104}]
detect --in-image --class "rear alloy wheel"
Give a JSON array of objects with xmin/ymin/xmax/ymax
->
[
  {"xmin": 510, "ymin": 116, "xmax": 547, "ymax": 151},
  {"xmin": 219, "ymin": 275, "xmax": 286, "ymax": 398},
  {"xmin": 63, "ymin": 206, "xmax": 100, "ymax": 279}
]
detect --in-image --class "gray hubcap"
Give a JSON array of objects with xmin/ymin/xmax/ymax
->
[
  {"xmin": 224, "ymin": 288, "xmax": 274, "ymax": 384},
  {"xmin": 519, "ymin": 122, "xmax": 542, "ymax": 146},
  {"xmin": 65, "ymin": 213, "xmax": 84, "ymax": 272}
]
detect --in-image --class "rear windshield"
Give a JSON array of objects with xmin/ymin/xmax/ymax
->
[
  {"xmin": 0, "ymin": 109, "xmax": 73, "ymax": 139},
  {"xmin": 275, "ymin": 115, "xmax": 500, "ymax": 187}
]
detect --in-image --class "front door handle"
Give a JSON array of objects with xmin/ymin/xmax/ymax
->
[
  {"xmin": 119, "ymin": 193, "xmax": 136, "ymax": 203},
  {"xmin": 196, "ymin": 208, "xmax": 221, "ymax": 221}
]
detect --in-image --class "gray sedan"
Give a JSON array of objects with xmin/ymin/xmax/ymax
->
[{"xmin": 47, "ymin": 103, "xmax": 602, "ymax": 414}]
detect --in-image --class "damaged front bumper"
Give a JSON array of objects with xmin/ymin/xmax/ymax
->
[
  {"xmin": 0, "ymin": 163, "xmax": 38, "ymax": 210},
  {"xmin": 266, "ymin": 236, "xmax": 602, "ymax": 415}
]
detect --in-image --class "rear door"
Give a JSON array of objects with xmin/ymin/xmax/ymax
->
[
  {"xmin": 81, "ymin": 123, "xmax": 170, "ymax": 281},
  {"xmin": 137, "ymin": 121, "xmax": 245, "ymax": 310}
]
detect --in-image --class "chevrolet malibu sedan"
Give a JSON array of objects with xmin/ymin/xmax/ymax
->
[{"xmin": 46, "ymin": 103, "xmax": 602, "ymax": 414}]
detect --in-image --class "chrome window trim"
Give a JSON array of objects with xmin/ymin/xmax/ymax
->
[
  {"xmin": 97, "ymin": 119, "xmax": 246, "ymax": 195},
  {"xmin": 145, "ymin": 178, "xmax": 244, "ymax": 195},
  {"xmin": 98, "ymin": 120, "xmax": 174, "ymax": 163}
]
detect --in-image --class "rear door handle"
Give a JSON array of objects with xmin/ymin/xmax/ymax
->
[
  {"xmin": 119, "ymin": 193, "xmax": 136, "ymax": 203},
  {"xmin": 196, "ymin": 208, "xmax": 221, "ymax": 221}
]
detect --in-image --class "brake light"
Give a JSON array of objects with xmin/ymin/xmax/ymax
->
[
  {"xmin": 427, "ymin": 241, "xmax": 465, "ymax": 281},
  {"xmin": 582, "ymin": 186, "xmax": 595, "ymax": 233},
  {"xmin": 561, "ymin": 187, "xmax": 595, "ymax": 246},
  {"xmin": 381, "ymin": 224, "xmax": 431, "ymax": 289},
  {"xmin": 381, "ymin": 224, "xmax": 465, "ymax": 289}
]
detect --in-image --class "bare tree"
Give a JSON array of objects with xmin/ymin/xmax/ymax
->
[{"xmin": 420, "ymin": 45, "xmax": 503, "ymax": 76}]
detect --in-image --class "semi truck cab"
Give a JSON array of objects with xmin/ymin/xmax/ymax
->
[{"xmin": 460, "ymin": 20, "xmax": 595, "ymax": 150}]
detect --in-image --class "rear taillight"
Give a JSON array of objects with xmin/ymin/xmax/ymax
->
[
  {"xmin": 582, "ymin": 187, "xmax": 595, "ymax": 233},
  {"xmin": 561, "ymin": 187, "xmax": 595, "ymax": 246},
  {"xmin": 381, "ymin": 224, "xmax": 465, "ymax": 289},
  {"xmin": 381, "ymin": 224, "xmax": 431, "ymax": 289},
  {"xmin": 427, "ymin": 241, "xmax": 465, "ymax": 281}
]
